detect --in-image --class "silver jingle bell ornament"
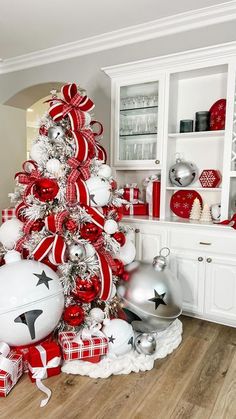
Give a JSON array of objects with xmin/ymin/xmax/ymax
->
[
  {"xmin": 68, "ymin": 244, "xmax": 86, "ymax": 262},
  {"xmin": 48, "ymin": 126, "xmax": 64, "ymax": 142},
  {"xmin": 118, "ymin": 247, "xmax": 182, "ymax": 333},
  {"xmin": 169, "ymin": 156, "xmax": 198, "ymax": 187},
  {"xmin": 134, "ymin": 333, "xmax": 156, "ymax": 355}
]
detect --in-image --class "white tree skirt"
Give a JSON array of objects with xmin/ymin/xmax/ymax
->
[{"xmin": 62, "ymin": 319, "xmax": 182, "ymax": 379}]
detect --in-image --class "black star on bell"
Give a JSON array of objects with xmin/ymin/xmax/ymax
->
[
  {"xmin": 33, "ymin": 270, "xmax": 54, "ymax": 289},
  {"xmin": 148, "ymin": 290, "xmax": 167, "ymax": 310},
  {"xmin": 108, "ymin": 335, "xmax": 115, "ymax": 344}
]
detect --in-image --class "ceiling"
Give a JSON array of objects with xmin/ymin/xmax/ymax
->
[{"xmin": 0, "ymin": 0, "xmax": 232, "ymax": 60}]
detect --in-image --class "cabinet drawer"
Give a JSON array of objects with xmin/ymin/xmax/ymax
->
[{"xmin": 169, "ymin": 229, "xmax": 236, "ymax": 256}]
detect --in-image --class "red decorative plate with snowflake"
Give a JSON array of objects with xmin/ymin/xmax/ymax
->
[
  {"xmin": 170, "ymin": 190, "xmax": 203, "ymax": 219},
  {"xmin": 209, "ymin": 99, "xmax": 226, "ymax": 131}
]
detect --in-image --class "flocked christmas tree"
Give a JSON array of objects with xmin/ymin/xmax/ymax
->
[
  {"xmin": 0, "ymin": 83, "xmax": 136, "ymax": 333},
  {"xmin": 189, "ymin": 198, "xmax": 202, "ymax": 221},
  {"xmin": 200, "ymin": 203, "xmax": 212, "ymax": 223}
]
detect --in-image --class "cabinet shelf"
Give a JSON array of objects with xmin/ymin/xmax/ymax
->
[
  {"xmin": 166, "ymin": 187, "xmax": 222, "ymax": 191},
  {"xmin": 168, "ymin": 130, "xmax": 225, "ymax": 139},
  {"xmin": 120, "ymin": 132, "xmax": 157, "ymax": 137},
  {"xmin": 120, "ymin": 105, "xmax": 158, "ymax": 112}
]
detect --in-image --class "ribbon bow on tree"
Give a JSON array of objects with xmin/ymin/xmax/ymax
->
[
  {"xmin": 48, "ymin": 83, "xmax": 94, "ymax": 131},
  {"xmin": 66, "ymin": 158, "xmax": 90, "ymax": 205},
  {"xmin": 15, "ymin": 160, "xmax": 41, "ymax": 204},
  {"xmin": 32, "ymin": 212, "xmax": 68, "ymax": 265}
]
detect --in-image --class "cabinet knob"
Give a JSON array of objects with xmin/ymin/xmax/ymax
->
[
  {"xmin": 198, "ymin": 257, "xmax": 203, "ymax": 262},
  {"xmin": 207, "ymin": 258, "xmax": 212, "ymax": 263},
  {"xmin": 135, "ymin": 228, "xmax": 140, "ymax": 233},
  {"xmin": 155, "ymin": 159, "xmax": 160, "ymax": 165}
]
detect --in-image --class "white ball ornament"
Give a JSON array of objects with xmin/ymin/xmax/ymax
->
[
  {"xmin": 104, "ymin": 219, "xmax": 118, "ymax": 235},
  {"xmin": 97, "ymin": 164, "xmax": 112, "ymax": 179},
  {"xmin": 69, "ymin": 244, "xmax": 86, "ymax": 262},
  {"xmin": 30, "ymin": 142, "xmax": 47, "ymax": 164},
  {"xmin": 86, "ymin": 176, "xmax": 111, "ymax": 207},
  {"xmin": 115, "ymin": 239, "xmax": 136, "ymax": 265},
  {"xmin": 0, "ymin": 250, "xmax": 64, "ymax": 346},
  {"xmin": 89, "ymin": 308, "xmax": 105, "ymax": 323},
  {"xmin": 0, "ymin": 218, "xmax": 24, "ymax": 249},
  {"xmin": 102, "ymin": 319, "xmax": 134, "ymax": 356},
  {"xmin": 46, "ymin": 158, "xmax": 62, "ymax": 177}
]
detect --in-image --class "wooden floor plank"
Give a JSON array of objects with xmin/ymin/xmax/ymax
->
[{"xmin": 0, "ymin": 317, "xmax": 235, "ymax": 419}]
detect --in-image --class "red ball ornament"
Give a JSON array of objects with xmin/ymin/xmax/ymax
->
[
  {"xmin": 112, "ymin": 259, "xmax": 124, "ymax": 276},
  {"xmin": 113, "ymin": 231, "xmax": 126, "ymax": 247},
  {"xmin": 72, "ymin": 275, "xmax": 101, "ymax": 303},
  {"xmin": 63, "ymin": 305, "xmax": 84, "ymax": 327},
  {"xmin": 39, "ymin": 125, "xmax": 48, "ymax": 136},
  {"xmin": 80, "ymin": 222, "xmax": 103, "ymax": 242},
  {"xmin": 65, "ymin": 219, "xmax": 78, "ymax": 233},
  {"xmin": 30, "ymin": 219, "xmax": 44, "ymax": 232},
  {"xmin": 110, "ymin": 179, "xmax": 117, "ymax": 190},
  {"xmin": 121, "ymin": 271, "xmax": 130, "ymax": 282},
  {"xmin": 34, "ymin": 178, "xmax": 59, "ymax": 202}
]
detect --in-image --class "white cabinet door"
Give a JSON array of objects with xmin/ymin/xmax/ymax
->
[
  {"xmin": 170, "ymin": 251, "xmax": 205, "ymax": 315},
  {"xmin": 205, "ymin": 256, "xmax": 236, "ymax": 326},
  {"xmin": 136, "ymin": 225, "xmax": 168, "ymax": 263}
]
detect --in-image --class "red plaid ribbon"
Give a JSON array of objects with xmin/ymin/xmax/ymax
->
[
  {"xmin": 1, "ymin": 208, "xmax": 16, "ymax": 223},
  {"xmin": 66, "ymin": 163, "xmax": 90, "ymax": 205},
  {"xmin": 15, "ymin": 160, "xmax": 41, "ymax": 203},
  {"xmin": 48, "ymin": 83, "xmax": 94, "ymax": 131},
  {"xmin": 90, "ymin": 120, "xmax": 106, "ymax": 162},
  {"xmin": 58, "ymin": 332, "xmax": 108, "ymax": 361},
  {"xmin": 32, "ymin": 214, "xmax": 67, "ymax": 265},
  {"xmin": 15, "ymin": 201, "xmax": 28, "ymax": 220},
  {"xmin": 15, "ymin": 236, "xmax": 27, "ymax": 252}
]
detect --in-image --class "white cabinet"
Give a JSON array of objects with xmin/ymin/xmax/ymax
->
[
  {"xmin": 205, "ymin": 256, "xmax": 236, "ymax": 326},
  {"xmin": 170, "ymin": 251, "xmax": 205, "ymax": 316}
]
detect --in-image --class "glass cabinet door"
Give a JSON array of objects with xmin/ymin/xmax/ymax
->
[{"xmin": 118, "ymin": 81, "xmax": 160, "ymax": 163}]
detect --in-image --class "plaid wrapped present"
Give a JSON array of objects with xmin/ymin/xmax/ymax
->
[
  {"xmin": 0, "ymin": 342, "xmax": 23, "ymax": 397},
  {"xmin": 58, "ymin": 332, "xmax": 108, "ymax": 362},
  {"xmin": 1, "ymin": 208, "xmax": 16, "ymax": 223}
]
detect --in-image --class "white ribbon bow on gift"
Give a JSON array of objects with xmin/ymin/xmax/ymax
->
[
  {"xmin": 28, "ymin": 345, "xmax": 61, "ymax": 408},
  {"xmin": 0, "ymin": 342, "xmax": 17, "ymax": 385},
  {"xmin": 143, "ymin": 174, "xmax": 160, "ymax": 217},
  {"xmin": 73, "ymin": 324, "xmax": 105, "ymax": 344}
]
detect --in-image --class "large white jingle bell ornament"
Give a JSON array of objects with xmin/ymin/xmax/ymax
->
[
  {"xmin": 114, "ymin": 239, "xmax": 136, "ymax": 265},
  {"xmin": 86, "ymin": 176, "xmax": 111, "ymax": 207},
  {"xmin": 97, "ymin": 164, "xmax": 112, "ymax": 179},
  {"xmin": 118, "ymin": 247, "xmax": 182, "ymax": 332},
  {"xmin": 48, "ymin": 126, "xmax": 64, "ymax": 142},
  {"xmin": 104, "ymin": 219, "xmax": 118, "ymax": 235},
  {"xmin": 0, "ymin": 250, "xmax": 64, "ymax": 346},
  {"xmin": 0, "ymin": 218, "xmax": 23, "ymax": 249},
  {"xmin": 46, "ymin": 158, "xmax": 62, "ymax": 177},
  {"xmin": 169, "ymin": 156, "xmax": 198, "ymax": 187},
  {"xmin": 102, "ymin": 318, "xmax": 134, "ymax": 356}
]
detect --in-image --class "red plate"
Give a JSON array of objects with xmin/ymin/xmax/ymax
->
[
  {"xmin": 170, "ymin": 190, "xmax": 203, "ymax": 219},
  {"xmin": 209, "ymin": 99, "xmax": 226, "ymax": 131}
]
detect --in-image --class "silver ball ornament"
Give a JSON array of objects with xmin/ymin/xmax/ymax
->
[
  {"xmin": 134, "ymin": 333, "xmax": 156, "ymax": 355},
  {"xmin": 69, "ymin": 244, "xmax": 85, "ymax": 262},
  {"xmin": 169, "ymin": 157, "xmax": 198, "ymax": 187},
  {"xmin": 48, "ymin": 126, "xmax": 64, "ymax": 142}
]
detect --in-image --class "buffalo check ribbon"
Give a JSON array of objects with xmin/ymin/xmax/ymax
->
[
  {"xmin": 66, "ymin": 160, "xmax": 90, "ymax": 205},
  {"xmin": 15, "ymin": 160, "xmax": 41, "ymax": 203},
  {"xmin": 48, "ymin": 83, "xmax": 94, "ymax": 131},
  {"xmin": 0, "ymin": 342, "xmax": 17, "ymax": 385}
]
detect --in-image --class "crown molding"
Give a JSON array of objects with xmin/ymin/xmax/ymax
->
[{"xmin": 0, "ymin": 1, "xmax": 236, "ymax": 74}]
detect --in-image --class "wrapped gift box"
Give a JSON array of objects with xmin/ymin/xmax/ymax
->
[
  {"xmin": 123, "ymin": 184, "xmax": 139, "ymax": 202},
  {"xmin": 28, "ymin": 342, "xmax": 61, "ymax": 383},
  {"xmin": 146, "ymin": 179, "xmax": 161, "ymax": 218},
  {"xmin": 122, "ymin": 202, "xmax": 148, "ymax": 216},
  {"xmin": 0, "ymin": 351, "xmax": 23, "ymax": 397},
  {"xmin": 58, "ymin": 332, "xmax": 108, "ymax": 362},
  {"xmin": 1, "ymin": 208, "xmax": 16, "ymax": 223}
]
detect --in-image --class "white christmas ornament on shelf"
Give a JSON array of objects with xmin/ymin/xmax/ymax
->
[
  {"xmin": 104, "ymin": 219, "xmax": 118, "ymax": 235},
  {"xmin": 0, "ymin": 250, "xmax": 64, "ymax": 346},
  {"xmin": 114, "ymin": 239, "xmax": 136, "ymax": 265},
  {"xmin": 97, "ymin": 164, "xmax": 112, "ymax": 179},
  {"xmin": 200, "ymin": 204, "xmax": 212, "ymax": 222},
  {"xmin": 102, "ymin": 318, "xmax": 134, "ymax": 356},
  {"xmin": 211, "ymin": 203, "xmax": 221, "ymax": 222},
  {"xmin": 189, "ymin": 198, "xmax": 202, "ymax": 221},
  {"xmin": 0, "ymin": 218, "xmax": 23, "ymax": 249},
  {"xmin": 86, "ymin": 176, "xmax": 111, "ymax": 207}
]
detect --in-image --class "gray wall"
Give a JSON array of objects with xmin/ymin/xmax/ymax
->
[{"xmin": 0, "ymin": 20, "xmax": 235, "ymax": 212}]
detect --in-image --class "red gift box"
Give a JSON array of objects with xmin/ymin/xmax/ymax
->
[
  {"xmin": 146, "ymin": 179, "xmax": 161, "ymax": 218},
  {"xmin": 28, "ymin": 342, "xmax": 61, "ymax": 383},
  {"xmin": 1, "ymin": 208, "xmax": 16, "ymax": 223},
  {"xmin": 0, "ymin": 342, "xmax": 23, "ymax": 397},
  {"xmin": 122, "ymin": 202, "xmax": 148, "ymax": 216},
  {"xmin": 58, "ymin": 332, "xmax": 108, "ymax": 362},
  {"xmin": 123, "ymin": 184, "xmax": 139, "ymax": 202}
]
